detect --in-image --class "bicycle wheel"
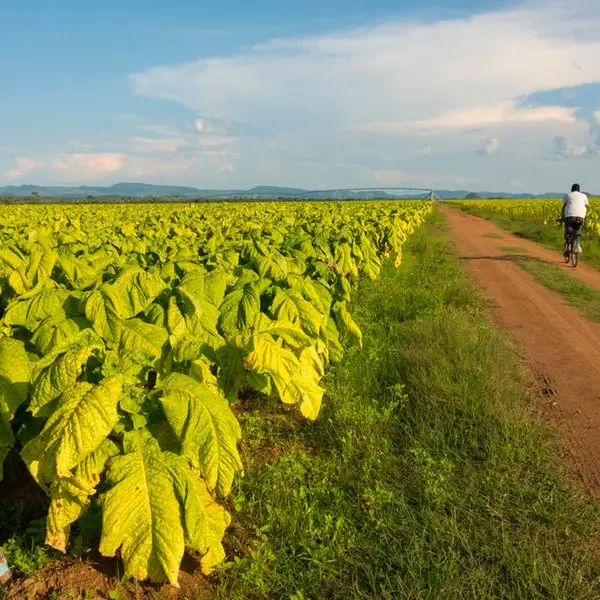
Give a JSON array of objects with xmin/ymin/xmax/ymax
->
[
  {"xmin": 572, "ymin": 249, "xmax": 579, "ymax": 268},
  {"xmin": 564, "ymin": 241, "xmax": 571, "ymax": 263}
]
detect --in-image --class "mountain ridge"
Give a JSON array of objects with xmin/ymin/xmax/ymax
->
[{"xmin": 0, "ymin": 182, "xmax": 572, "ymax": 200}]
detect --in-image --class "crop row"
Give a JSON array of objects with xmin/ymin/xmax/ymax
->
[
  {"xmin": 450, "ymin": 198, "xmax": 600, "ymax": 238},
  {"xmin": 0, "ymin": 200, "xmax": 432, "ymax": 586}
]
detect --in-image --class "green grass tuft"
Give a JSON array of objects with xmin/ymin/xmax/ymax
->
[{"xmin": 515, "ymin": 256, "xmax": 600, "ymax": 323}]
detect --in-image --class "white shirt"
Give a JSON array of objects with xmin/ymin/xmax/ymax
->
[{"xmin": 563, "ymin": 191, "xmax": 589, "ymax": 218}]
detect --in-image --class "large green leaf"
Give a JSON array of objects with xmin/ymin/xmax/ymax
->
[
  {"xmin": 113, "ymin": 267, "xmax": 167, "ymax": 319},
  {"xmin": 334, "ymin": 243, "xmax": 358, "ymax": 277},
  {"xmin": 1, "ymin": 245, "xmax": 57, "ymax": 294},
  {"xmin": 216, "ymin": 342, "xmax": 248, "ymax": 403},
  {"xmin": 0, "ymin": 247, "xmax": 26, "ymax": 272},
  {"xmin": 333, "ymin": 302, "xmax": 363, "ymax": 348},
  {"xmin": 176, "ymin": 271, "xmax": 222, "ymax": 339},
  {"xmin": 244, "ymin": 335, "xmax": 325, "ymax": 420},
  {"xmin": 22, "ymin": 375, "xmax": 123, "ymax": 481},
  {"xmin": 218, "ymin": 281, "xmax": 263, "ymax": 335},
  {"xmin": 294, "ymin": 347, "xmax": 326, "ymax": 420},
  {"xmin": 0, "ymin": 337, "xmax": 32, "ymax": 423},
  {"xmin": 46, "ymin": 439, "xmax": 119, "ymax": 551},
  {"xmin": 159, "ymin": 373, "xmax": 243, "ymax": 497},
  {"xmin": 29, "ymin": 339, "xmax": 103, "ymax": 418},
  {"xmin": 248, "ymin": 313, "xmax": 313, "ymax": 349},
  {"xmin": 46, "ymin": 479, "xmax": 90, "ymax": 552},
  {"xmin": 85, "ymin": 269, "xmax": 166, "ymax": 343},
  {"xmin": 167, "ymin": 456, "xmax": 231, "ymax": 574},
  {"xmin": 99, "ymin": 430, "xmax": 230, "ymax": 585},
  {"xmin": 119, "ymin": 318, "xmax": 168, "ymax": 361},
  {"xmin": 85, "ymin": 287, "xmax": 120, "ymax": 344},
  {"xmin": 31, "ymin": 314, "xmax": 90, "ymax": 355},
  {"xmin": 286, "ymin": 275, "xmax": 332, "ymax": 318},
  {"xmin": 169, "ymin": 333, "xmax": 216, "ymax": 364},
  {"xmin": 3, "ymin": 287, "xmax": 68, "ymax": 330},
  {"xmin": 167, "ymin": 297, "xmax": 187, "ymax": 338},
  {"xmin": 255, "ymin": 252, "xmax": 288, "ymax": 281},
  {"xmin": 26, "ymin": 246, "xmax": 59, "ymax": 287},
  {"xmin": 57, "ymin": 247, "xmax": 99, "ymax": 288},
  {"xmin": 270, "ymin": 288, "xmax": 325, "ymax": 338},
  {"xmin": 322, "ymin": 317, "xmax": 344, "ymax": 364}
]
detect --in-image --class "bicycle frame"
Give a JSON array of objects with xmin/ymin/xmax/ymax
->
[{"xmin": 564, "ymin": 228, "xmax": 581, "ymax": 267}]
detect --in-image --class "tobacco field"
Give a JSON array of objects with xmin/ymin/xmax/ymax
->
[{"xmin": 0, "ymin": 200, "xmax": 432, "ymax": 586}]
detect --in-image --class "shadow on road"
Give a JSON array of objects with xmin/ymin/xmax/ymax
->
[{"xmin": 459, "ymin": 254, "xmax": 554, "ymax": 265}]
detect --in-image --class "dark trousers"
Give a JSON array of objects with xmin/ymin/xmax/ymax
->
[{"xmin": 564, "ymin": 216, "xmax": 584, "ymax": 245}]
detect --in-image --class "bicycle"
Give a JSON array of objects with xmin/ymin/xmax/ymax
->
[{"xmin": 557, "ymin": 217, "xmax": 582, "ymax": 268}]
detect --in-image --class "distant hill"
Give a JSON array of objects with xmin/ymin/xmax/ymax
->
[
  {"xmin": 0, "ymin": 182, "xmax": 218, "ymax": 198},
  {"xmin": 0, "ymin": 182, "xmax": 570, "ymax": 200}
]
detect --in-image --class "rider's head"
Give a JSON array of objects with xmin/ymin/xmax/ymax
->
[{"xmin": 571, "ymin": 183, "xmax": 581, "ymax": 192}]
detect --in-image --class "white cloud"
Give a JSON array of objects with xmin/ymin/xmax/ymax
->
[
  {"xmin": 128, "ymin": 137, "xmax": 188, "ymax": 153},
  {"xmin": 548, "ymin": 135, "xmax": 589, "ymax": 158},
  {"xmin": 193, "ymin": 117, "xmax": 228, "ymax": 134},
  {"xmin": 31, "ymin": 145, "xmax": 241, "ymax": 184},
  {"xmin": 52, "ymin": 153, "xmax": 126, "ymax": 180},
  {"xmin": 47, "ymin": 152, "xmax": 218, "ymax": 182},
  {"xmin": 123, "ymin": 0, "xmax": 600, "ymax": 190},
  {"xmin": 4, "ymin": 157, "xmax": 43, "ymax": 180},
  {"xmin": 364, "ymin": 103, "xmax": 577, "ymax": 134},
  {"xmin": 479, "ymin": 137, "xmax": 501, "ymax": 156},
  {"xmin": 546, "ymin": 107, "xmax": 600, "ymax": 158},
  {"xmin": 131, "ymin": 0, "xmax": 600, "ymax": 137},
  {"xmin": 124, "ymin": 155, "xmax": 197, "ymax": 178}
]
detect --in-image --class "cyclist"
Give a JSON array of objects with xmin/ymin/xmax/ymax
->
[{"xmin": 561, "ymin": 183, "xmax": 589, "ymax": 255}]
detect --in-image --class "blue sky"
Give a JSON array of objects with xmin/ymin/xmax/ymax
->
[{"xmin": 1, "ymin": 0, "xmax": 600, "ymax": 192}]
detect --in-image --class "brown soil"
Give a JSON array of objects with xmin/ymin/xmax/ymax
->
[
  {"xmin": 440, "ymin": 205, "xmax": 600, "ymax": 499},
  {"xmin": 2, "ymin": 551, "xmax": 216, "ymax": 600}
]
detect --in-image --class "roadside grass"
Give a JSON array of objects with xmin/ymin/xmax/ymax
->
[
  {"xmin": 513, "ymin": 256, "xmax": 600, "ymax": 323},
  {"xmin": 206, "ymin": 212, "xmax": 600, "ymax": 600},
  {"xmin": 457, "ymin": 207, "xmax": 600, "ymax": 271},
  {"xmin": 482, "ymin": 232, "xmax": 504, "ymax": 239}
]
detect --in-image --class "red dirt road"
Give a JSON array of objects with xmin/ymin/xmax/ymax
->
[{"xmin": 440, "ymin": 205, "xmax": 600, "ymax": 499}]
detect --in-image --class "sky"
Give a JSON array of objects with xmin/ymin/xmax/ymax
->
[{"xmin": 1, "ymin": 0, "xmax": 600, "ymax": 193}]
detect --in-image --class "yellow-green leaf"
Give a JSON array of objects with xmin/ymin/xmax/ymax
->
[
  {"xmin": 119, "ymin": 318, "xmax": 168, "ymax": 360},
  {"xmin": 29, "ymin": 342, "xmax": 102, "ymax": 418},
  {"xmin": 0, "ymin": 337, "xmax": 32, "ymax": 422},
  {"xmin": 99, "ymin": 429, "xmax": 229, "ymax": 586},
  {"xmin": 22, "ymin": 376, "xmax": 123, "ymax": 481},
  {"xmin": 159, "ymin": 373, "xmax": 243, "ymax": 497},
  {"xmin": 167, "ymin": 457, "xmax": 231, "ymax": 575},
  {"xmin": 46, "ymin": 439, "xmax": 119, "ymax": 552}
]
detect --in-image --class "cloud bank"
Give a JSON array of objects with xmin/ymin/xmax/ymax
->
[
  {"xmin": 131, "ymin": 0, "xmax": 600, "ymax": 134},
  {"xmin": 3, "ymin": 0, "xmax": 600, "ymax": 190}
]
